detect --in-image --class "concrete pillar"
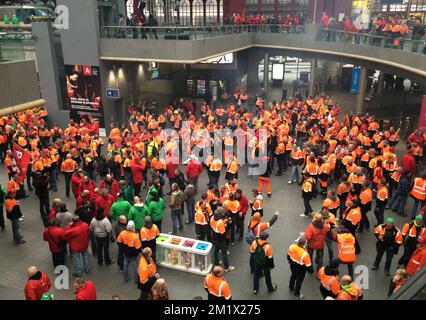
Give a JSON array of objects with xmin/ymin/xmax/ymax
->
[
  {"xmin": 309, "ymin": 59, "xmax": 317, "ymax": 97},
  {"xmin": 32, "ymin": 22, "xmax": 66, "ymax": 127},
  {"xmin": 263, "ymin": 52, "xmax": 269, "ymax": 93},
  {"xmin": 247, "ymin": 50, "xmax": 260, "ymax": 91},
  {"xmin": 375, "ymin": 70, "xmax": 385, "ymax": 108},
  {"xmin": 355, "ymin": 67, "xmax": 368, "ymax": 115}
]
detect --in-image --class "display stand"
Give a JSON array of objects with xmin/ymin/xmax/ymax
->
[{"xmin": 156, "ymin": 233, "xmax": 213, "ymax": 276}]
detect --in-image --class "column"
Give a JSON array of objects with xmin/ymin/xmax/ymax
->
[
  {"xmin": 190, "ymin": 0, "xmax": 194, "ymax": 26},
  {"xmin": 309, "ymin": 59, "xmax": 317, "ymax": 97},
  {"xmin": 32, "ymin": 22, "xmax": 66, "ymax": 126},
  {"xmin": 217, "ymin": 0, "xmax": 221, "ymax": 24},
  {"xmin": 263, "ymin": 52, "xmax": 269, "ymax": 93},
  {"xmin": 247, "ymin": 50, "xmax": 260, "ymax": 90},
  {"xmin": 355, "ymin": 67, "xmax": 368, "ymax": 115},
  {"xmin": 375, "ymin": 70, "xmax": 385, "ymax": 108},
  {"xmin": 203, "ymin": 0, "xmax": 207, "ymax": 25}
]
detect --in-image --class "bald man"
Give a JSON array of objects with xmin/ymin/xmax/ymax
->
[
  {"xmin": 204, "ymin": 266, "xmax": 232, "ymax": 300},
  {"xmin": 24, "ymin": 266, "xmax": 51, "ymax": 300}
]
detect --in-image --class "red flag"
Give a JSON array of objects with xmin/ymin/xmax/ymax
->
[
  {"xmin": 12, "ymin": 143, "xmax": 31, "ymax": 184},
  {"xmin": 418, "ymin": 95, "xmax": 426, "ymax": 128}
]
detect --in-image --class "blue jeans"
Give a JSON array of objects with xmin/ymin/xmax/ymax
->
[
  {"xmin": 72, "ymin": 250, "xmax": 89, "ymax": 275},
  {"xmin": 290, "ymin": 166, "xmax": 300, "ymax": 183},
  {"xmin": 186, "ymin": 199, "xmax": 195, "ymax": 223},
  {"xmin": 11, "ymin": 219, "xmax": 23, "ymax": 243},
  {"xmin": 171, "ymin": 208, "xmax": 182, "ymax": 234},
  {"xmin": 50, "ymin": 167, "xmax": 57, "ymax": 190},
  {"xmin": 123, "ymin": 255, "xmax": 139, "ymax": 284},
  {"xmin": 90, "ymin": 231, "xmax": 98, "ymax": 255},
  {"xmin": 392, "ymin": 195, "xmax": 408, "ymax": 214}
]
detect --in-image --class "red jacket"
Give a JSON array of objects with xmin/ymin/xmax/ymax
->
[
  {"xmin": 406, "ymin": 245, "xmax": 426, "ymax": 276},
  {"xmin": 64, "ymin": 221, "xmax": 90, "ymax": 252},
  {"xmin": 71, "ymin": 173, "xmax": 83, "ymax": 198},
  {"xmin": 305, "ymin": 221, "xmax": 330, "ymax": 250},
  {"xmin": 186, "ymin": 160, "xmax": 203, "ymax": 179},
  {"xmin": 78, "ymin": 180, "xmax": 96, "ymax": 196},
  {"xmin": 401, "ymin": 153, "xmax": 417, "ymax": 176},
  {"xmin": 238, "ymin": 195, "xmax": 249, "ymax": 217},
  {"xmin": 130, "ymin": 163, "xmax": 144, "ymax": 184},
  {"xmin": 95, "ymin": 194, "xmax": 114, "ymax": 218},
  {"xmin": 99, "ymin": 179, "xmax": 120, "ymax": 200},
  {"xmin": 43, "ymin": 226, "xmax": 65, "ymax": 253},
  {"xmin": 75, "ymin": 280, "xmax": 97, "ymax": 300},
  {"xmin": 166, "ymin": 162, "xmax": 178, "ymax": 180},
  {"xmin": 48, "ymin": 207, "xmax": 58, "ymax": 221},
  {"xmin": 24, "ymin": 272, "xmax": 51, "ymax": 300}
]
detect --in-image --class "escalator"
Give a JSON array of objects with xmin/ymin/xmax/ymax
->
[{"xmin": 388, "ymin": 266, "xmax": 426, "ymax": 300}]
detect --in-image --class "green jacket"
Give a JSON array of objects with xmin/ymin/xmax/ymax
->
[
  {"xmin": 148, "ymin": 198, "xmax": 166, "ymax": 222},
  {"xmin": 145, "ymin": 186, "xmax": 158, "ymax": 205},
  {"xmin": 110, "ymin": 198, "xmax": 132, "ymax": 221},
  {"xmin": 120, "ymin": 185, "xmax": 134, "ymax": 204},
  {"xmin": 128, "ymin": 204, "xmax": 150, "ymax": 231}
]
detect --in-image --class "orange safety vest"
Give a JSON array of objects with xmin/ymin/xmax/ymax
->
[
  {"xmin": 61, "ymin": 159, "xmax": 77, "ymax": 172},
  {"xmin": 210, "ymin": 217, "xmax": 226, "ymax": 234},
  {"xmin": 203, "ymin": 274, "xmax": 232, "ymax": 300},
  {"xmin": 195, "ymin": 209, "xmax": 209, "ymax": 226},
  {"xmin": 343, "ymin": 207, "xmax": 362, "ymax": 226},
  {"xmin": 337, "ymin": 233, "xmax": 356, "ymax": 263},
  {"xmin": 140, "ymin": 225, "xmax": 160, "ymax": 241},
  {"xmin": 374, "ymin": 224, "xmax": 403, "ymax": 244},
  {"xmin": 138, "ymin": 255, "xmax": 156, "ymax": 284},
  {"xmin": 287, "ymin": 244, "xmax": 312, "ymax": 266},
  {"xmin": 411, "ymin": 178, "xmax": 426, "ymax": 201},
  {"xmin": 318, "ymin": 266, "xmax": 340, "ymax": 295},
  {"xmin": 360, "ymin": 188, "xmax": 373, "ymax": 205},
  {"xmin": 376, "ymin": 186, "xmax": 388, "ymax": 202}
]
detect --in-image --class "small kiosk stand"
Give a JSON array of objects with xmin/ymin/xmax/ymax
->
[{"xmin": 156, "ymin": 233, "xmax": 213, "ymax": 276}]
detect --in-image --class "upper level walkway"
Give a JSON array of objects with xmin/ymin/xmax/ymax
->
[{"xmin": 99, "ymin": 23, "xmax": 426, "ymax": 81}]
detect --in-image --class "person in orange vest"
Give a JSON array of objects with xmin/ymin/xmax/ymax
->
[
  {"xmin": 359, "ymin": 181, "xmax": 373, "ymax": 232},
  {"xmin": 258, "ymin": 157, "xmax": 272, "ymax": 198},
  {"xmin": 210, "ymin": 207, "xmax": 235, "ymax": 272},
  {"xmin": 208, "ymin": 157, "xmax": 222, "ymax": 188},
  {"xmin": 372, "ymin": 217, "xmax": 403, "ymax": 276},
  {"xmin": 287, "ymin": 235, "xmax": 313, "ymax": 299},
  {"xmin": 138, "ymin": 247, "xmax": 160, "ymax": 300},
  {"xmin": 337, "ymin": 179, "xmax": 351, "ymax": 219},
  {"xmin": 203, "ymin": 266, "xmax": 232, "ymax": 300},
  {"xmin": 223, "ymin": 192, "xmax": 241, "ymax": 245},
  {"xmin": 139, "ymin": 216, "xmax": 160, "ymax": 264},
  {"xmin": 331, "ymin": 226, "xmax": 356, "ymax": 278},
  {"xmin": 317, "ymin": 259, "xmax": 340, "ymax": 299},
  {"xmin": 406, "ymin": 236, "xmax": 426, "ymax": 276},
  {"xmin": 117, "ymin": 221, "xmax": 142, "ymax": 284},
  {"xmin": 5, "ymin": 190, "xmax": 25, "ymax": 244},
  {"xmin": 410, "ymin": 173, "xmax": 426, "ymax": 220},
  {"xmin": 288, "ymin": 145, "xmax": 303, "ymax": 184},
  {"xmin": 397, "ymin": 215, "xmax": 425, "ymax": 267},
  {"xmin": 341, "ymin": 198, "xmax": 362, "ymax": 255},
  {"xmin": 301, "ymin": 173, "xmax": 315, "ymax": 218},
  {"xmin": 195, "ymin": 195, "xmax": 212, "ymax": 242},
  {"xmin": 336, "ymin": 275, "xmax": 363, "ymax": 300},
  {"xmin": 249, "ymin": 232, "xmax": 277, "ymax": 294},
  {"xmin": 374, "ymin": 178, "xmax": 389, "ymax": 226},
  {"xmin": 61, "ymin": 154, "xmax": 78, "ymax": 198}
]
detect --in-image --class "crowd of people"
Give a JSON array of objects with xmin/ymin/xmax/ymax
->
[{"xmin": 1, "ymin": 86, "xmax": 425, "ymax": 301}]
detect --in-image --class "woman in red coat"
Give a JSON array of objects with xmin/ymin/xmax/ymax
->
[{"xmin": 73, "ymin": 278, "xmax": 97, "ymax": 300}]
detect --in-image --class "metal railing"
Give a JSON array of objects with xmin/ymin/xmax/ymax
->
[
  {"xmin": 389, "ymin": 266, "xmax": 426, "ymax": 300},
  {"xmin": 318, "ymin": 28, "xmax": 426, "ymax": 55},
  {"xmin": 100, "ymin": 24, "xmax": 305, "ymax": 40}
]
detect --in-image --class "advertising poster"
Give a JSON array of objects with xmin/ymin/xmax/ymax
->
[
  {"xmin": 12, "ymin": 143, "xmax": 31, "ymax": 184},
  {"xmin": 64, "ymin": 65, "xmax": 106, "ymax": 137},
  {"xmin": 350, "ymin": 67, "xmax": 361, "ymax": 94}
]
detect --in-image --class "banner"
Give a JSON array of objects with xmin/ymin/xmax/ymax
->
[
  {"xmin": 418, "ymin": 95, "xmax": 426, "ymax": 128},
  {"xmin": 12, "ymin": 143, "xmax": 31, "ymax": 184},
  {"xmin": 350, "ymin": 67, "xmax": 361, "ymax": 94},
  {"xmin": 64, "ymin": 65, "xmax": 106, "ymax": 137}
]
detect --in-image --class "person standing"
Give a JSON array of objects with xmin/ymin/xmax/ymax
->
[
  {"xmin": 389, "ymin": 169, "xmax": 411, "ymax": 217},
  {"xmin": 371, "ymin": 218, "xmax": 403, "ymax": 276},
  {"xmin": 411, "ymin": 17, "xmax": 425, "ymax": 53},
  {"xmin": 73, "ymin": 278, "xmax": 97, "ymax": 300},
  {"xmin": 250, "ymin": 232, "xmax": 277, "ymax": 294},
  {"xmin": 210, "ymin": 207, "xmax": 235, "ymax": 272},
  {"xmin": 374, "ymin": 179, "xmax": 389, "ymax": 226},
  {"xmin": 184, "ymin": 183, "xmax": 196, "ymax": 225},
  {"xmin": 0, "ymin": 182, "xmax": 6, "ymax": 231},
  {"xmin": 235, "ymin": 189, "xmax": 249, "ymax": 241},
  {"xmin": 301, "ymin": 173, "xmax": 315, "ymax": 217},
  {"xmin": 43, "ymin": 219, "xmax": 66, "ymax": 268},
  {"xmin": 287, "ymin": 235, "xmax": 313, "ymax": 299},
  {"xmin": 140, "ymin": 216, "xmax": 160, "ymax": 263},
  {"xmin": 33, "ymin": 171, "xmax": 50, "ymax": 228},
  {"xmin": 410, "ymin": 173, "xmax": 426, "ymax": 220},
  {"xmin": 331, "ymin": 227, "xmax": 356, "ymax": 278},
  {"xmin": 117, "ymin": 220, "xmax": 141, "ymax": 284},
  {"xmin": 138, "ymin": 247, "xmax": 160, "ymax": 300},
  {"xmin": 61, "ymin": 154, "xmax": 78, "ymax": 198},
  {"xmin": 90, "ymin": 207, "xmax": 114, "ymax": 266},
  {"xmin": 359, "ymin": 181, "xmax": 373, "ymax": 232},
  {"xmin": 110, "ymin": 194, "xmax": 132, "ymax": 222},
  {"xmin": 5, "ymin": 191, "xmax": 25, "ymax": 245},
  {"xmin": 398, "ymin": 215, "xmax": 425, "ymax": 267},
  {"xmin": 203, "ymin": 266, "xmax": 232, "ymax": 300},
  {"xmin": 168, "ymin": 183, "xmax": 184, "ymax": 235},
  {"xmin": 114, "ymin": 215, "xmax": 127, "ymax": 272},
  {"xmin": 24, "ymin": 266, "xmax": 51, "ymax": 300},
  {"xmin": 406, "ymin": 236, "xmax": 426, "ymax": 276},
  {"xmin": 317, "ymin": 260, "xmax": 340, "ymax": 299},
  {"xmin": 185, "ymin": 155, "xmax": 203, "ymax": 194},
  {"xmin": 341, "ymin": 199, "xmax": 362, "ymax": 254},
  {"xmin": 63, "ymin": 216, "xmax": 91, "ymax": 277},
  {"xmin": 147, "ymin": 191, "xmax": 166, "ymax": 232},
  {"xmin": 128, "ymin": 196, "xmax": 149, "ymax": 232},
  {"xmin": 305, "ymin": 213, "xmax": 330, "ymax": 271}
]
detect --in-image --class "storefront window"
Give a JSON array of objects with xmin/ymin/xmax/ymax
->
[
  {"xmin": 193, "ymin": 0, "xmax": 204, "ymax": 26},
  {"xmin": 206, "ymin": 0, "xmax": 217, "ymax": 25},
  {"xmin": 126, "ymin": 0, "xmax": 134, "ymax": 19},
  {"xmin": 179, "ymin": 0, "xmax": 191, "ymax": 25}
]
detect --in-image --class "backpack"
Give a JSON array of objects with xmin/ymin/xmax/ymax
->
[
  {"xmin": 245, "ymin": 222, "xmax": 259, "ymax": 245},
  {"xmin": 253, "ymin": 240, "xmax": 267, "ymax": 267}
]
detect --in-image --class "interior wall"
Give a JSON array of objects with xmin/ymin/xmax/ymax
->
[{"xmin": 0, "ymin": 60, "xmax": 40, "ymax": 109}]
